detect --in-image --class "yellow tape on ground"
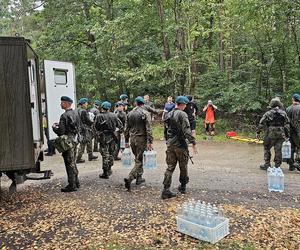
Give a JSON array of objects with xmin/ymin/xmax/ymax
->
[{"xmin": 229, "ymin": 136, "xmax": 263, "ymax": 144}]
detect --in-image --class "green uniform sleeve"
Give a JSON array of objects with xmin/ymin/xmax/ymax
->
[
  {"xmin": 145, "ymin": 111, "xmax": 153, "ymax": 144},
  {"xmin": 180, "ymin": 112, "xmax": 196, "ymax": 145},
  {"xmin": 53, "ymin": 114, "xmax": 67, "ymax": 136},
  {"xmin": 284, "ymin": 113, "xmax": 290, "ymax": 138},
  {"xmin": 117, "ymin": 117, "xmax": 124, "ymax": 133},
  {"xmin": 257, "ymin": 112, "xmax": 269, "ymax": 133},
  {"xmin": 124, "ymin": 114, "xmax": 130, "ymax": 143}
]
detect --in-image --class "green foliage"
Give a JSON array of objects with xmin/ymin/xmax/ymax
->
[{"xmin": 1, "ymin": 0, "xmax": 300, "ymax": 112}]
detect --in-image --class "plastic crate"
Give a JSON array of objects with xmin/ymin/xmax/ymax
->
[{"xmin": 176, "ymin": 216, "xmax": 229, "ymax": 244}]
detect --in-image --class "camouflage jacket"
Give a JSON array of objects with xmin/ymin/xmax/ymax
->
[
  {"xmin": 53, "ymin": 109, "xmax": 80, "ymax": 138},
  {"xmin": 95, "ymin": 111, "xmax": 123, "ymax": 134},
  {"xmin": 165, "ymin": 108, "xmax": 196, "ymax": 148},
  {"xmin": 257, "ymin": 107, "xmax": 290, "ymax": 139},
  {"xmin": 286, "ymin": 103, "xmax": 300, "ymax": 135},
  {"xmin": 124, "ymin": 106, "xmax": 153, "ymax": 143}
]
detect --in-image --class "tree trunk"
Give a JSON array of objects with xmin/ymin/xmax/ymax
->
[
  {"xmin": 156, "ymin": 0, "xmax": 171, "ymax": 61},
  {"xmin": 218, "ymin": 1, "xmax": 225, "ymax": 71},
  {"xmin": 174, "ymin": 0, "xmax": 187, "ymax": 94}
]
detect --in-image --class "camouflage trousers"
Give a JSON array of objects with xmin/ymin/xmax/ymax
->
[
  {"xmin": 288, "ymin": 132, "xmax": 300, "ymax": 166},
  {"xmin": 163, "ymin": 145, "xmax": 189, "ymax": 188},
  {"xmin": 114, "ymin": 131, "xmax": 121, "ymax": 159},
  {"xmin": 128, "ymin": 136, "xmax": 147, "ymax": 181},
  {"xmin": 99, "ymin": 135, "xmax": 116, "ymax": 173},
  {"xmin": 77, "ymin": 140, "xmax": 93, "ymax": 160},
  {"xmin": 62, "ymin": 144, "xmax": 79, "ymax": 188},
  {"xmin": 263, "ymin": 137, "xmax": 284, "ymax": 167}
]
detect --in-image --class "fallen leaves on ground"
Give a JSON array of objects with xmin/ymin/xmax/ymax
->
[{"xmin": 0, "ymin": 180, "xmax": 300, "ymax": 250}]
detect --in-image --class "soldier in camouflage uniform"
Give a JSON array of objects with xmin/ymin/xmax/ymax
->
[
  {"xmin": 257, "ymin": 98, "xmax": 290, "ymax": 170},
  {"xmin": 124, "ymin": 96, "xmax": 153, "ymax": 191},
  {"xmin": 286, "ymin": 94, "xmax": 300, "ymax": 171},
  {"xmin": 90, "ymin": 100, "xmax": 102, "ymax": 152},
  {"xmin": 95, "ymin": 101, "xmax": 123, "ymax": 179},
  {"xmin": 52, "ymin": 96, "xmax": 81, "ymax": 192},
  {"xmin": 76, "ymin": 98, "xmax": 98, "ymax": 163},
  {"xmin": 114, "ymin": 101, "xmax": 127, "ymax": 160},
  {"xmin": 161, "ymin": 96, "xmax": 197, "ymax": 199}
]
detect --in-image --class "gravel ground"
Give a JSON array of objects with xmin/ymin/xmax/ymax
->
[{"xmin": 1, "ymin": 141, "xmax": 300, "ymax": 249}]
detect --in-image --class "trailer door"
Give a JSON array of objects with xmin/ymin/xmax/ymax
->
[
  {"xmin": 44, "ymin": 60, "xmax": 76, "ymax": 140},
  {"xmin": 28, "ymin": 59, "xmax": 41, "ymax": 142}
]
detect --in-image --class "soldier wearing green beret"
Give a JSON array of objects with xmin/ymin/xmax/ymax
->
[
  {"xmin": 114, "ymin": 101, "xmax": 127, "ymax": 160},
  {"xmin": 257, "ymin": 98, "xmax": 290, "ymax": 170},
  {"xmin": 124, "ymin": 96, "xmax": 153, "ymax": 191},
  {"xmin": 161, "ymin": 96, "xmax": 197, "ymax": 199},
  {"xmin": 95, "ymin": 101, "xmax": 123, "ymax": 179},
  {"xmin": 76, "ymin": 98, "xmax": 98, "ymax": 163},
  {"xmin": 52, "ymin": 96, "xmax": 81, "ymax": 192},
  {"xmin": 90, "ymin": 100, "xmax": 102, "ymax": 152}
]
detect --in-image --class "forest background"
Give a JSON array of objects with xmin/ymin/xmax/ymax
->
[{"xmin": 1, "ymin": 0, "xmax": 300, "ymax": 132}]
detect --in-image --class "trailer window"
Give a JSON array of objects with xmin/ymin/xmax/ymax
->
[{"xmin": 54, "ymin": 70, "xmax": 67, "ymax": 85}]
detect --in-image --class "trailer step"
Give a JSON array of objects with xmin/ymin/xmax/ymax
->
[{"xmin": 26, "ymin": 170, "xmax": 53, "ymax": 180}]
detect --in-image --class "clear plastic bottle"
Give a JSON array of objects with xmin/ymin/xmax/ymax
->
[
  {"xmin": 122, "ymin": 148, "xmax": 132, "ymax": 167},
  {"xmin": 278, "ymin": 167, "xmax": 284, "ymax": 192},
  {"xmin": 282, "ymin": 140, "xmax": 291, "ymax": 159}
]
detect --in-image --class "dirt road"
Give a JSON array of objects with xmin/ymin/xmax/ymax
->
[{"xmin": 1, "ymin": 141, "xmax": 300, "ymax": 249}]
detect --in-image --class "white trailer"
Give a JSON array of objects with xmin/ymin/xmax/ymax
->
[{"xmin": 44, "ymin": 60, "xmax": 77, "ymax": 140}]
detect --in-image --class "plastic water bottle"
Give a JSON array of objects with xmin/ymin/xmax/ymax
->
[
  {"xmin": 268, "ymin": 167, "xmax": 275, "ymax": 191},
  {"xmin": 282, "ymin": 140, "xmax": 291, "ymax": 159},
  {"xmin": 278, "ymin": 167, "xmax": 284, "ymax": 192},
  {"xmin": 143, "ymin": 150, "xmax": 157, "ymax": 169},
  {"xmin": 120, "ymin": 134, "xmax": 125, "ymax": 149},
  {"xmin": 122, "ymin": 148, "xmax": 132, "ymax": 168}
]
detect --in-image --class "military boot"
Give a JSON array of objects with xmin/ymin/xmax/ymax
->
[
  {"xmin": 9, "ymin": 181, "xmax": 17, "ymax": 193},
  {"xmin": 294, "ymin": 162, "xmax": 300, "ymax": 171},
  {"xmin": 260, "ymin": 163, "xmax": 271, "ymax": 170},
  {"xmin": 136, "ymin": 176, "xmax": 145, "ymax": 185},
  {"xmin": 124, "ymin": 178, "xmax": 131, "ymax": 191},
  {"xmin": 61, "ymin": 185, "xmax": 77, "ymax": 192},
  {"xmin": 88, "ymin": 154, "xmax": 98, "ymax": 161},
  {"xmin": 76, "ymin": 158, "xmax": 85, "ymax": 164},
  {"xmin": 76, "ymin": 175, "xmax": 80, "ymax": 189},
  {"xmin": 99, "ymin": 170, "xmax": 109, "ymax": 179},
  {"xmin": 161, "ymin": 188, "xmax": 177, "ymax": 199},
  {"xmin": 108, "ymin": 168, "xmax": 113, "ymax": 176},
  {"xmin": 178, "ymin": 184, "xmax": 186, "ymax": 194}
]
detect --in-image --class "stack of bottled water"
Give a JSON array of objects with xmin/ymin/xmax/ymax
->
[
  {"xmin": 177, "ymin": 199, "xmax": 224, "ymax": 228},
  {"xmin": 267, "ymin": 167, "xmax": 284, "ymax": 192},
  {"xmin": 122, "ymin": 148, "xmax": 132, "ymax": 168},
  {"xmin": 282, "ymin": 140, "xmax": 291, "ymax": 159},
  {"xmin": 143, "ymin": 150, "xmax": 157, "ymax": 169}
]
